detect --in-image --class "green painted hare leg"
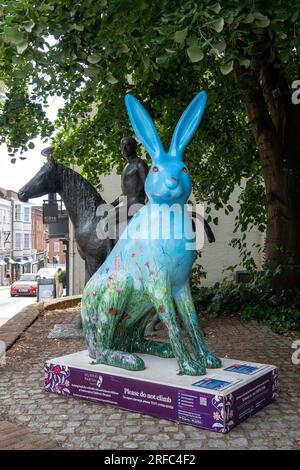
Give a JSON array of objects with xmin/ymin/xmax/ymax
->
[
  {"xmin": 82, "ymin": 272, "xmax": 145, "ymax": 371},
  {"xmin": 149, "ymin": 283, "xmax": 206, "ymax": 376},
  {"xmin": 174, "ymin": 283, "xmax": 222, "ymax": 369}
]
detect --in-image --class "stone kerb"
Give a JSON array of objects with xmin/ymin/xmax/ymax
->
[{"xmin": 0, "ymin": 295, "xmax": 82, "ymax": 351}]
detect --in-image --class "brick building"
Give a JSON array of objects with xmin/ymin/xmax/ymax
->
[
  {"xmin": 31, "ymin": 206, "xmax": 48, "ymax": 272},
  {"xmin": 47, "ymin": 238, "xmax": 66, "ymax": 266}
]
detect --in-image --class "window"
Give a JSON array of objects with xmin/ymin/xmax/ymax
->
[
  {"xmin": 15, "ymin": 233, "xmax": 22, "ymax": 250},
  {"xmin": 0, "ymin": 208, "xmax": 5, "ymax": 223},
  {"xmin": 54, "ymin": 241, "xmax": 60, "ymax": 253},
  {"xmin": 19, "ymin": 274, "xmax": 37, "ymax": 282},
  {"xmin": 15, "ymin": 204, "xmax": 22, "ymax": 221},
  {"xmin": 24, "ymin": 207, "xmax": 30, "ymax": 223},
  {"xmin": 24, "ymin": 233, "xmax": 31, "ymax": 250}
]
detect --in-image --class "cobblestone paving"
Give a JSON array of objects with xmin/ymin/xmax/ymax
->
[{"xmin": 0, "ymin": 308, "xmax": 299, "ymax": 450}]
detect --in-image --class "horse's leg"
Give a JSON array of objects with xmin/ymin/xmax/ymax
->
[
  {"xmin": 145, "ymin": 313, "xmax": 163, "ymax": 334},
  {"xmin": 173, "ymin": 283, "xmax": 221, "ymax": 369},
  {"xmin": 82, "ymin": 272, "xmax": 145, "ymax": 371},
  {"xmin": 85, "ymin": 261, "xmax": 90, "ymax": 284}
]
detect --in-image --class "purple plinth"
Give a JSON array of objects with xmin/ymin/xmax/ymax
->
[{"xmin": 44, "ymin": 352, "xmax": 278, "ymax": 433}]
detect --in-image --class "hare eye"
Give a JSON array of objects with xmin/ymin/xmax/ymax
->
[
  {"xmin": 182, "ymin": 167, "xmax": 187, "ymax": 173},
  {"xmin": 152, "ymin": 166, "xmax": 159, "ymax": 172}
]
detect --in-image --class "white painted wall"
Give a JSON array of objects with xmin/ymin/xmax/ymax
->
[
  {"xmin": 99, "ymin": 167, "xmax": 121, "ymax": 204},
  {"xmin": 198, "ymin": 185, "xmax": 264, "ymax": 286},
  {"xmin": 0, "ymin": 197, "xmax": 12, "ymax": 285},
  {"xmin": 12, "ymin": 199, "xmax": 33, "ymax": 259}
]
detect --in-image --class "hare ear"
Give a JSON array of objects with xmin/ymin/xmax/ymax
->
[
  {"xmin": 125, "ymin": 94, "xmax": 164, "ymax": 160},
  {"xmin": 169, "ymin": 90, "xmax": 207, "ymax": 158}
]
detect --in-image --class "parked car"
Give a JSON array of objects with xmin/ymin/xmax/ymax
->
[
  {"xmin": 36, "ymin": 267, "xmax": 58, "ymax": 279},
  {"xmin": 10, "ymin": 273, "xmax": 38, "ymax": 297}
]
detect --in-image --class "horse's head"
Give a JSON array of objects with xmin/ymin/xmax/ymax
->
[{"xmin": 18, "ymin": 158, "xmax": 60, "ymax": 202}]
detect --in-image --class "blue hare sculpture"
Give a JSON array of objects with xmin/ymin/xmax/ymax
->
[{"xmin": 81, "ymin": 91, "xmax": 221, "ymax": 376}]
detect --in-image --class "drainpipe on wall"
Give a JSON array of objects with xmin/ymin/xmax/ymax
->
[{"xmin": 68, "ymin": 219, "xmax": 75, "ymax": 296}]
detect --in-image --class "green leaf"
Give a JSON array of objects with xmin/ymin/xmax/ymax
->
[
  {"xmin": 156, "ymin": 53, "xmax": 173, "ymax": 66},
  {"xmin": 252, "ymin": 11, "xmax": 267, "ymax": 20},
  {"xmin": 106, "ymin": 72, "xmax": 118, "ymax": 84},
  {"xmin": 226, "ymin": 13, "xmax": 234, "ymax": 25},
  {"xmin": 3, "ymin": 26, "xmax": 26, "ymax": 45},
  {"xmin": 120, "ymin": 43, "xmax": 129, "ymax": 53},
  {"xmin": 17, "ymin": 41, "xmax": 28, "ymax": 54},
  {"xmin": 186, "ymin": 36, "xmax": 199, "ymax": 47},
  {"xmin": 28, "ymin": 142, "xmax": 35, "ymax": 149},
  {"xmin": 209, "ymin": 18, "xmax": 225, "ymax": 33},
  {"xmin": 84, "ymin": 66, "xmax": 100, "ymax": 78},
  {"xmin": 212, "ymin": 40, "xmax": 226, "ymax": 53},
  {"xmin": 209, "ymin": 3, "xmax": 221, "ymax": 14},
  {"xmin": 23, "ymin": 19, "xmax": 35, "ymax": 33},
  {"xmin": 291, "ymin": 10, "xmax": 300, "ymax": 23},
  {"xmin": 72, "ymin": 24, "xmax": 84, "ymax": 31},
  {"xmin": 126, "ymin": 73, "xmax": 133, "ymax": 85},
  {"xmin": 187, "ymin": 46, "xmax": 204, "ymax": 63},
  {"xmin": 87, "ymin": 54, "xmax": 101, "ymax": 64},
  {"xmin": 174, "ymin": 28, "xmax": 188, "ymax": 44},
  {"xmin": 142, "ymin": 56, "xmax": 150, "ymax": 71},
  {"xmin": 220, "ymin": 60, "xmax": 233, "ymax": 75},
  {"xmin": 0, "ymin": 80, "xmax": 6, "ymax": 92},
  {"xmin": 239, "ymin": 57, "xmax": 250, "ymax": 68},
  {"xmin": 243, "ymin": 13, "xmax": 255, "ymax": 24},
  {"xmin": 137, "ymin": 0, "xmax": 148, "ymax": 10},
  {"xmin": 15, "ymin": 70, "xmax": 27, "ymax": 78},
  {"xmin": 255, "ymin": 17, "xmax": 270, "ymax": 28}
]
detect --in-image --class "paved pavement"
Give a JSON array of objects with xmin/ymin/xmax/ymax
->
[
  {"xmin": 0, "ymin": 287, "xmax": 37, "ymax": 327},
  {"xmin": 0, "ymin": 308, "xmax": 299, "ymax": 450}
]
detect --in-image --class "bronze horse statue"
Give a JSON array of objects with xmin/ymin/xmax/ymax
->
[{"xmin": 18, "ymin": 157, "xmax": 116, "ymax": 280}]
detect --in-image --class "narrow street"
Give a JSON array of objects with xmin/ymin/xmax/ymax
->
[{"xmin": 0, "ymin": 287, "xmax": 36, "ymax": 327}]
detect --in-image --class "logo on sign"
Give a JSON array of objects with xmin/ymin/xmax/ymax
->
[{"xmin": 96, "ymin": 375, "xmax": 103, "ymax": 388}]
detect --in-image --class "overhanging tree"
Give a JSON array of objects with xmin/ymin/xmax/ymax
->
[{"xmin": 0, "ymin": 0, "xmax": 300, "ymax": 289}]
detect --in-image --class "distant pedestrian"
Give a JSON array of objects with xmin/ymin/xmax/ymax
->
[
  {"xmin": 55, "ymin": 268, "xmax": 64, "ymax": 298},
  {"xmin": 5, "ymin": 273, "xmax": 11, "ymax": 286}
]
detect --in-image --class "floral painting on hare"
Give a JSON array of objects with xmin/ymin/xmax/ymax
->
[{"xmin": 81, "ymin": 91, "xmax": 222, "ymax": 376}]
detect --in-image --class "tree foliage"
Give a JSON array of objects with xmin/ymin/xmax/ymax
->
[{"xmin": 1, "ymin": 0, "xmax": 300, "ymax": 275}]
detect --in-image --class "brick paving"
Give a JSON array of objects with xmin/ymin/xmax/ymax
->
[
  {"xmin": 0, "ymin": 420, "xmax": 58, "ymax": 450},
  {"xmin": 0, "ymin": 308, "xmax": 299, "ymax": 450}
]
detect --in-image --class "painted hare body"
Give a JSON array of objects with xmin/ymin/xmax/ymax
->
[{"xmin": 82, "ymin": 91, "xmax": 221, "ymax": 375}]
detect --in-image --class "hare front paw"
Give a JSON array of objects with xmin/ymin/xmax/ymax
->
[
  {"xmin": 178, "ymin": 360, "xmax": 206, "ymax": 376},
  {"xmin": 205, "ymin": 351, "xmax": 222, "ymax": 369}
]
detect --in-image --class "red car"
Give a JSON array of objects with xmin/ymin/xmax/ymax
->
[{"xmin": 10, "ymin": 273, "xmax": 38, "ymax": 297}]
